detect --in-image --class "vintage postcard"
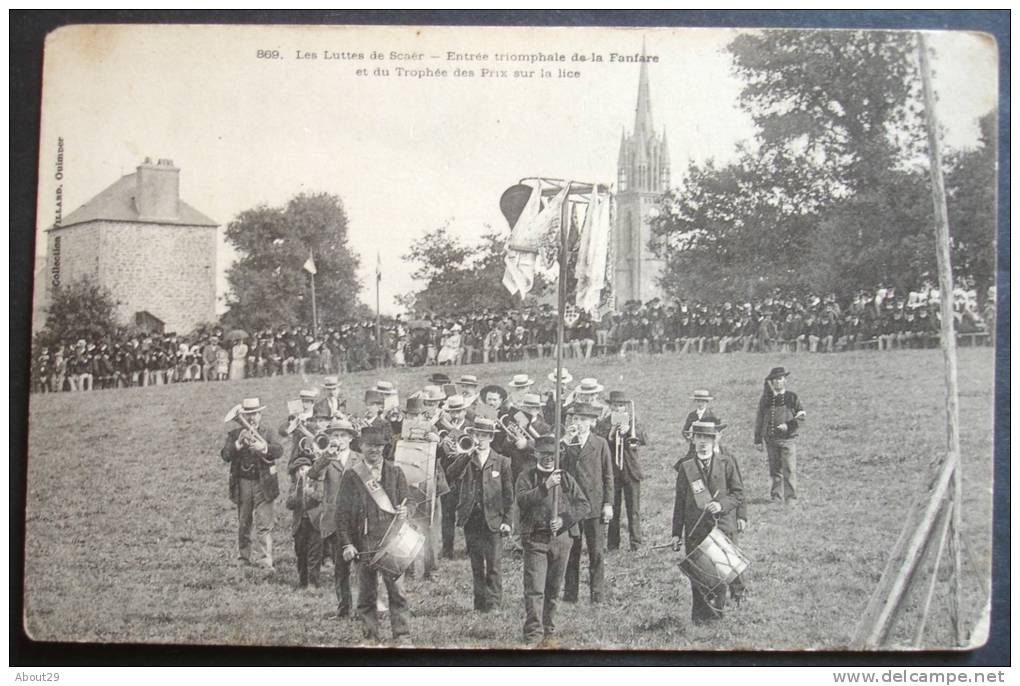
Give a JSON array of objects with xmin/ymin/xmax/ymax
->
[{"xmin": 25, "ymin": 23, "xmax": 998, "ymax": 652}]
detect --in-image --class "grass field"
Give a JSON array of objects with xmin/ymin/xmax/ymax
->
[{"xmin": 23, "ymin": 348, "xmax": 995, "ymax": 651}]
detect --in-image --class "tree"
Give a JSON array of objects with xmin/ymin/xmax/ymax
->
[
  {"xmin": 400, "ymin": 221, "xmax": 546, "ymax": 316},
  {"xmin": 36, "ymin": 277, "xmax": 121, "ymax": 348},
  {"xmin": 946, "ymin": 112, "xmax": 997, "ymax": 296},
  {"xmin": 651, "ymin": 30, "xmax": 956, "ymax": 302},
  {"xmin": 221, "ymin": 193, "xmax": 362, "ymax": 330}
]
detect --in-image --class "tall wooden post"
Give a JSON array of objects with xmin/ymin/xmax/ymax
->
[
  {"xmin": 309, "ymin": 272, "xmax": 318, "ymax": 337},
  {"xmin": 918, "ymin": 31, "xmax": 965, "ymax": 645},
  {"xmin": 552, "ymin": 181, "xmax": 572, "ymax": 517}
]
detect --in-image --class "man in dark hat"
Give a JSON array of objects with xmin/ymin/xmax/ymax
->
[
  {"xmin": 671, "ymin": 419, "xmax": 745, "ymax": 623},
  {"xmin": 444, "ymin": 417, "xmax": 513, "ymax": 612},
  {"xmin": 602, "ymin": 391, "xmax": 647, "ymax": 552},
  {"xmin": 516, "ymin": 435, "xmax": 590, "ymax": 646},
  {"xmin": 561, "ymin": 403, "xmax": 614, "ymax": 604},
  {"xmin": 309, "ymin": 416, "xmax": 359, "ymax": 617},
  {"xmin": 337, "ymin": 426, "xmax": 411, "ymax": 644},
  {"xmin": 753, "ymin": 367, "xmax": 806, "ymax": 504}
]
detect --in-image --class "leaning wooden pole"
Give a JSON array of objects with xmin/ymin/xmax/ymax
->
[
  {"xmin": 913, "ymin": 502, "xmax": 953, "ymax": 646},
  {"xmin": 918, "ymin": 31, "xmax": 965, "ymax": 646}
]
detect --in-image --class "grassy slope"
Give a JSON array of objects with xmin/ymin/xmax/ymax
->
[{"xmin": 23, "ymin": 348, "xmax": 995, "ymax": 650}]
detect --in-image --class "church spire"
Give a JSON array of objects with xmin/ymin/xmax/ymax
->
[{"xmin": 633, "ymin": 37, "xmax": 653, "ymax": 137}]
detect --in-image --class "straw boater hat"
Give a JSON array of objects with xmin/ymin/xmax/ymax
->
[
  {"xmin": 690, "ymin": 419, "xmax": 726, "ymax": 436},
  {"xmin": 690, "ymin": 389, "xmax": 714, "ymax": 402},
  {"xmin": 565, "ymin": 403, "xmax": 601, "ymax": 419},
  {"xmin": 375, "ymin": 380, "xmax": 398, "ymax": 395},
  {"xmin": 326, "ymin": 417, "xmax": 358, "ymax": 436},
  {"xmin": 420, "ymin": 385, "xmax": 446, "ymax": 402},
  {"xmin": 445, "ymin": 394, "xmax": 470, "ymax": 412},
  {"xmin": 468, "ymin": 417, "xmax": 498, "ymax": 434},
  {"xmin": 548, "ymin": 368, "xmax": 573, "ymax": 384},
  {"xmin": 458, "ymin": 375, "xmax": 480, "ymax": 387},
  {"xmin": 323, "ymin": 376, "xmax": 340, "ymax": 389},
  {"xmin": 299, "ymin": 389, "xmax": 319, "ymax": 401},
  {"xmin": 574, "ymin": 378, "xmax": 604, "ymax": 395},
  {"xmin": 520, "ymin": 393, "xmax": 544, "ymax": 410},
  {"xmin": 240, "ymin": 397, "xmax": 265, "ymax": 414},
  {"xmin": 509, "ymin": 374, "xmax": 535, "ymax": 389}
]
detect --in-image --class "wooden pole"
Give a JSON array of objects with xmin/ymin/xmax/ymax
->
[
  {"xmin": 918, "ymin": 31, "xmax": 965, "ymax": 646},
  {"xmin": 310, "ymin": 271, "xmax": 318, "ymax": 337},
  {"xmin": 375, "ymin": 253, "xmax": 382, "ymax": 366},
  {"xmin": 552, "ymin": 181, "xmax": 572, "ymax": 519},
  {"xmin": 913, "ymin": 501, "xmax": 953, "ymax": 646}
]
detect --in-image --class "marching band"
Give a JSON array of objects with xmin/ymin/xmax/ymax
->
[{"xmin": 221, "ymin": 366, "xmax": 805, "ymax": 646}]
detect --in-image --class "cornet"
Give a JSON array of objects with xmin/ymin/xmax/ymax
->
[
  {"xmin": 498, "ymin": 413, "xmax": 529, "ymax": 444},
  {"xmin": 455, "ymin": 434, "xmax": 477, "ymax": 455},
  {"xmin": 224, "ymin": 404, "xmax": 269, "ymax": 454}
]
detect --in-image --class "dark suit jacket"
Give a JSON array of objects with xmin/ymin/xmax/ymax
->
[
  {"xmin": 680, "ymin": 408, "xmax": 719, "ymax": 460},
  {"xmin": 561, "ymin": 433, "xmax": 614, "ymax": 516},
  {"xmin": 604, "ymin": 425, "xmax": 647, "ymax": 484},
  {"xmin": 447, "ymin": 450, "xmax": 514, "ymax": 531},
  {"xmin": 308, "ymin": 450, "xmax": 359, "ymax": 540},
  {"xmin": 515, "ymin": 467, "xmax": 591, "ymax": 534},
  {"xmin": 671, "ymin": 449, "xmax": 744, "ymax": 545},
  {"xmin": 753, "ymin": 390, "xmax": 805, "ymax": 443},
  {"xmin": 312, "ymin": 395, "xmax": 346, "ymax": 419},
  {"xmin": 335, "ymin": 460, "xmax": 408, "ymax": 552},
  {"xmin": 221, "ymin": 425, "xmax": 284, "ymax": 503}
]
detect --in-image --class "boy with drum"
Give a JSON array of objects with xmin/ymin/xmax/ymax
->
[{"xmin": 671, "ymin": 419, "xmax": 745, "ymax": 624}]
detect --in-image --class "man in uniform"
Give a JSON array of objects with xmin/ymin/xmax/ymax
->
[
  {"xmin": 516, "ymin": 435, "xmax": 590, "ymax": 645},
  {"xmin": 308, "ymin": 416, "xmax": 359, "ymax": 618},
  {"xmin": 753, "ymin": 367, "xmax": 806, "ymax": 504},
  {"xmin": 561, "ymin": 403, "xmax": 614, "ymax": 604},
  {"xmin": 671, "ymin": 419, "xmax": 745, "ymax": 624},
  {"xmin": 445, "ymin": 417, "xmax": 513, "ymax": 612},
  {"xmin": 220, "ymin": 397, "xmax": 284, "ymax": 569},
  {"xmin": 337, "ymin": 427, "xmax": 411, "ymax": 645}
]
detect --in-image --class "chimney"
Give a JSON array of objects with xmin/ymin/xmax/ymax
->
[{"xmin": 136, "ymin": 158, "xmax": 180, "ymax": 219}]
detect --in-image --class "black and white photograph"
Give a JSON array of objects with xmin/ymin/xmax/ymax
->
[{"xmin": 21, "ymin": 21, "xmax": 1001, "ymax": 654}]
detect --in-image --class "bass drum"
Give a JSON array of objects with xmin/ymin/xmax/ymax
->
[
  {"xmin": 370, "ymin": 515, "xmax": 425, "ymax": 578},
  {"xmin": 678, "ymin": 527, "xmax": 749, "ymax": 593}
]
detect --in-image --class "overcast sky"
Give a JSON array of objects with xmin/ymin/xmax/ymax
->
[{"xmin": 35, "ymin": 25, "xmax": 997, "ymax": 316}]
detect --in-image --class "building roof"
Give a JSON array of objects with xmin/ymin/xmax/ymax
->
[{"xmin": 56, "ymin": 172, "xmax": 218, "ymax": 229}]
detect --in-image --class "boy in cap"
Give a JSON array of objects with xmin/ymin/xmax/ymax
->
[
  {"xmin": 561, "ymin": 402, "xmax": 614, "ymax": 604},
  {"xmin": 444, "ymin": 417, "xmax": 513, "ymax": 612},
  {"xmin": 221, "ymin": 398, "xmax": 285, "ymax": 569},
  {"xmin": 753, "ymin": 367, "xmax": 806, "ymax": 504},
  {"xmin": 286, "ymin": 455, "xmax": 324, "ymax": 590},
  {"xmin": 337, "ymin": 427, "xmax": 411, "ymax": 644},
  {"xmin": 308, "ymin": 417, "xmax": 359, "ymax": 617},
  {"xmin": 671, "ymin": 419, "xmax": 745, "ymax": 623},
  {"xmin": 516, "ymin": 435, "xmax": 591, "ymax": 645}
]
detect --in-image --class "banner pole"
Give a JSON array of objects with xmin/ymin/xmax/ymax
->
[
  {"xmin": 310, "ymin": 271, "xmax": 318, "ymax": 337},
  {"xmin": 552, "ymin": 181, "xmax": 571, "ymax": 518}
]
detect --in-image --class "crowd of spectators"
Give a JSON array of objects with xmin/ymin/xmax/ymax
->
[{"xmin": 30, "ymin": 281, "xmax": 995, "ymax": 394}]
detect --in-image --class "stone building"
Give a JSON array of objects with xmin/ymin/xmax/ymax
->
[
  {"xmin": 43, "ymin": 158, "xmax": 218, "ymax": 334},
  {"xmin": 614, "ymin": 53, "xmax": 671, "ymax": 303}
]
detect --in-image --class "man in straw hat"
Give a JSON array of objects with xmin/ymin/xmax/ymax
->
[
  {"xmin": 753, "ymin": 366, "xmax": 806, "ymax": 504},
  {"xmin": 220, "ymin": 397, "xmax": 284, "ymax": 570},
  {"xmin": 682, "ymin": 389, "xmax": 719, "ymax": 460},
  {"xmin": 542, "ymin": 368, "xmax": 573, "ymax": 429},
  {"xmin": 337, "ymin": 426, "xmax": 411, "ymax": 644},
  {"xmin": 561, "ymin": 402, "xmax": 614, "ymax": 604},
  {"xmin": 444, "ymin": 417, "xmax": 513, "ymax": 612},
  {"xmin": 313, "ymin": 376, "xmax": 346, "ymax": 419},
  {"xmin": 515, "ymin": 435, "xmax": 590, "ymax": 646},
  {"xmin": 671, "ymin": 419, "xmax": 746, "ymax": 622},
  {"xmin": 308, "ymin": 416, "xmax": 359, "ymax": 618},
  {"xmin": 437, "ymin": 393, "xmax": 471, "ymax": 559}
]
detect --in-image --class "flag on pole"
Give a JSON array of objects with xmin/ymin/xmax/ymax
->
[
  {"xmin": 303, "ymin": 252, "xmax": 317, "ymax": 275},
  {"xmin": 376, "ymin": 251, "xmax": 382, "ymax": 283},
  {"xmin": 502, "ymin": 182, "xmax": 569, "ymax": 297},
  {"xmin": 575, "ymin": 189, "xmax": 612, "ymax": 315}
]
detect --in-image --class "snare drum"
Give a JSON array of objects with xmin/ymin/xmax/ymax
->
[
  {"xmin": 678, "ymin": 527, "xmax": 749, "ymax": 593},
  {"xmin": 370, "ymin": 515, "xmax": 425, "ymax": 578}
]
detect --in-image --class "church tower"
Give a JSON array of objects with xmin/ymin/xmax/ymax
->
[{"xmin": 614, "ymin": 44, "xmax": 670, "ymax": 303}]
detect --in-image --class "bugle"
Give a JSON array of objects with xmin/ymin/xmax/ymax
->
[{"xmin": 456, "ymin": 434, "xmax": 477, "ymax": 455}]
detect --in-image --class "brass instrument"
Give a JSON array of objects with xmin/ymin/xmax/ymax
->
[
  {"xmin": 563, "ymin": 424, "xmax": 582, "ymax": 446},
  {"xmin": 456, "ymin": 433, "xmax": 477, "ymax": 455},
  {"xmin": 384, "ymin": 407, "xmax": 404, "ymax": 423},
  {"xmin": 498, "ymin": 412, "xmax": 529, "ymax": 444},
  {"xmin": 224, "ymin": 404, "xmax": 269, "ymax": 454},
  {"xmin": 295, "ymin": 421, "xmax": 333, "ymax": 455}
]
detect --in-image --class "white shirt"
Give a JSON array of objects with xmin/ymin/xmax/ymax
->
[
  {"xmin": 332, "ymin": 449, "xmax": 351, "ymax": 470},
  {"xmin": 475, "ymin": 448, "xmax": 490, "ymax": 469}
]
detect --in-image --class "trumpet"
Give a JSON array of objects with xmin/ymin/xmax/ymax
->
[
  {"xmin": 296, "ymin": 424, "xmax": 333, "ymax": 455},
  {"xmin": 384, "ymin": 407, "xmax": 404, "ymax": 423},
  {"xmin": 456, "ymin": 433, "xmax": 477, "ymax": 455},
  {"xmin": 225, "ymin": 404, "xmax": 269, "ymax": 454}
]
